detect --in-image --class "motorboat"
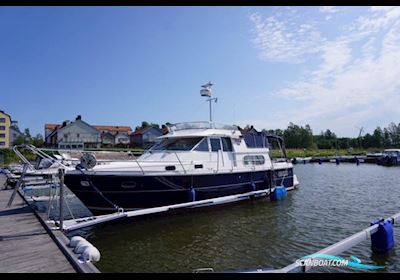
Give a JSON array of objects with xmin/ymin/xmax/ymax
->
[
  {"xmin": 377, "ymin": 149, "xmax": 400, "ymax": 166},
  {"xmin": 63, "ymin": 121, "xmax": 299, "ymax": 213}
]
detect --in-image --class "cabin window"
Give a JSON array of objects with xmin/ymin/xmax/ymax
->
[
  {"xmin": 0, "ymin": 118, "xmax": 5, "ymax": 123},
  {"xmin": 151, "ymin": 137, "xmax": 203, "ymax": 151},
  {"xmin": 243, "ymin": 133, "xmax": 267, "ymax": 148},
  {"xmin": 243, "ymin": 155, "xmax": 265, "ymax": 165},
  {"xmin": 165, "ymin": 165, "xmax": 176, "ymax": 170},
  {"xmin": 221, "ymin": 137, "xmax": 233, "ymax": 152},
  {"xmin": 193, "ymin": 137, "xmax": 209, "ymax": 152},
  {"xmin": 80, "ymin": 181, "xmax": 90, "ymax": 187},
  {"xmin": 0, "ymin": 126, "xmax": 5, "ymax": 131},
  {"xmin": 210, "ymin": 138, "xmax": 222, "ymax": 152}
]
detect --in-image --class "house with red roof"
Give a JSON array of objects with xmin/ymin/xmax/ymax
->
[{"xmin": 44, "ymin": 115, "xmax": 133, "ymax": 149}]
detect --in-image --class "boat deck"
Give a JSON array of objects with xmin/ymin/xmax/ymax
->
[{"xmin": 0, "ymin": 175, "xmax": 76, "ymax": 273}]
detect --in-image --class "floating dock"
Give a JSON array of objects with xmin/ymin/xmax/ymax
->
[
  {"xmin": 292, "ymin": 155, "xmax": 378, "ymax": 164},
  {"xmin": 0, "ymin": 175, "xmax": 99, "ymax": 273}
]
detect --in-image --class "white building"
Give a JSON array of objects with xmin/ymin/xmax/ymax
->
[
  {"xmin": 44, "ymin": 116, "xmax": 132, "ymax": 149},
  {"xmin": 46, "ymin": 116, "xmax": 101, "ymax": 149}
]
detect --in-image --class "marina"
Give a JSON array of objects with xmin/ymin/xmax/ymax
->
[
  {"xmin": 2, "ymin": 6, "xmax": 400, "ymax": 273},
  {"xmin": 2, "ymin": 86, "xmax": 400, "ymax": 273},
  {"xmin": 2, "ymin": 148, "xmax": 400, "ymax": 273},
  {"xmin": 291, "ymin": 150, "xmax": 400, "ymax": 166},
  {"xmin": 2, "ymin": 92, "xmax": 400, "ymax": 273}
]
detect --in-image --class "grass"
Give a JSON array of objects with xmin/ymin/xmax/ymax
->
[
  {"xmin": 0, "ymin": 148, "xmax": 36, "ymax": 167},
  {"xmin": 270, "ymin": 148, "xmax": 380, "ymax": 158},
  {"xmin": 0, "ymin": 147, "xmax": 145, "ymax": 167}
]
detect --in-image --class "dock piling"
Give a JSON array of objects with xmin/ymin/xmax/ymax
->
[{"xmin": 59, "ymin": 168, "xmax": 65, "ymax": 231}]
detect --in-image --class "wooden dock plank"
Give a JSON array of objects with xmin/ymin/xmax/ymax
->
[{"xmin": 0, "ymin": 175, "xmax": 76, "ymax": 273}]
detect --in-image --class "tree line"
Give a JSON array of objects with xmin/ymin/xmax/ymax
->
[
  {"xmin": 13, "ymin": 128, "xmax": 44, "ymax": 147},
  {"xmin": 137, "ymin": 120, "xmax": 400, "ymax": 150},
  {"xmin": 263, "ymin": 122, "xmax": 400, "ymax": 150},
  {"xmin": 9, "ymin": 120, "xmax": 400, "ymax": 150}
]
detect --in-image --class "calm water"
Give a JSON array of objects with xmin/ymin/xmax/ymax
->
[{"xmin": 43, "ymin": 164, "xmax": 400, "ymax": 272}]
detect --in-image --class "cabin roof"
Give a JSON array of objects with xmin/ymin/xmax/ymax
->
[{"xmin": 159, "ymin": 128, "xmax": 242, "ymax": 139}]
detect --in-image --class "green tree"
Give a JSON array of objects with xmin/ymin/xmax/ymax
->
[
  {"xmin": 141, "ymin": 121, "xmax": 150, "ymax": 128},
  {"xmin": 24, "ymin": 128, "xmax": 31, "ymax": 139},
  {"xmin": 31, "ymin": 134, "xmax": 44, "ymax": 147},
  {"xmin": 371, "ymin": 127, "xmax": 383, "ymax": 148},
  {"xmin": 13, "ymin": 135, "xmax": 28, "ymax": 145},
  {"xmin": 361, "ymin": 133, "xmax": 374, "ymax": 148},
  {"xmin": 273, "ymin": 129, "xmax": 284, "ymax": 137},
  {"xmin": 283, "ymin": 123, "xmax": 313, "ymax": 149}
]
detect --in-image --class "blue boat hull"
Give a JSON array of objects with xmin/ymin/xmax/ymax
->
[{"xmin": 64, "ymin": 169, "xmax": 294, "ymax": 213}]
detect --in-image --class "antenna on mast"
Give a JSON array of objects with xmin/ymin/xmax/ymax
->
[{"xmin": 200, "ymin": 81, "xmax": 217, "ymax": 122}]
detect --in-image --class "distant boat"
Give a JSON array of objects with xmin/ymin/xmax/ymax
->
[
  {"xmin": 377, "ymin": 149, "xmax": 400, "ymax": 166},
  {"xmin": 366, "ymin": 152, "xmax": 383, "ymax": 158},
  {"xmin": 293, "ymin": 157, "xmax": 312, "ymax": 164}
]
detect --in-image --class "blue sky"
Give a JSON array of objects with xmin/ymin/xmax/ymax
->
[{"xmin": 1, "ymin": 6, "xmax": 400, "ymax": 137}]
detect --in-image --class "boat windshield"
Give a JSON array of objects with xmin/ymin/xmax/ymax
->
[{"xmin": 150, "ymin": 137, "xmax": 204, "ymax": 151}]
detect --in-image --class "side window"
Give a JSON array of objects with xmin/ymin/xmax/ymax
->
[
  {"xmin": 221, "ymin": 137, "xmax": 233, "ymax": 152},
  {"xmin": 210, "ymin": 138, "xmax": 221, "ymax": 152},
  {"xmin": 194, "ymin": 138, "xmax": 209, "ymax": 152},
  {"xmin": 243, "ymin": 155, "xmax": 265, "ymax": 165}
]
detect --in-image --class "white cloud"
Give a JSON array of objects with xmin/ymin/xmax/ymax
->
[
  {"xmin": 248, "ymin": 7, "xmax": 400, "ymax": 136},
  {"xmin": 249, "ymin": 12, "xmax": 325, "ymax": 63},
  {"xmin": 320, "ymin": 6, "xmax": 338, "ymax": 14}
]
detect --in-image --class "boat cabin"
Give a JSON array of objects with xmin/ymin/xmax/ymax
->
[{"xmin": 134, "ymin": 122, "xmax": 285, "ymax": 174}]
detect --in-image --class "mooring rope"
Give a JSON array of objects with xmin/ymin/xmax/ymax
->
[{"xmin": 76, "ymin": 167, "xmax": 123, "ymax": 213}]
